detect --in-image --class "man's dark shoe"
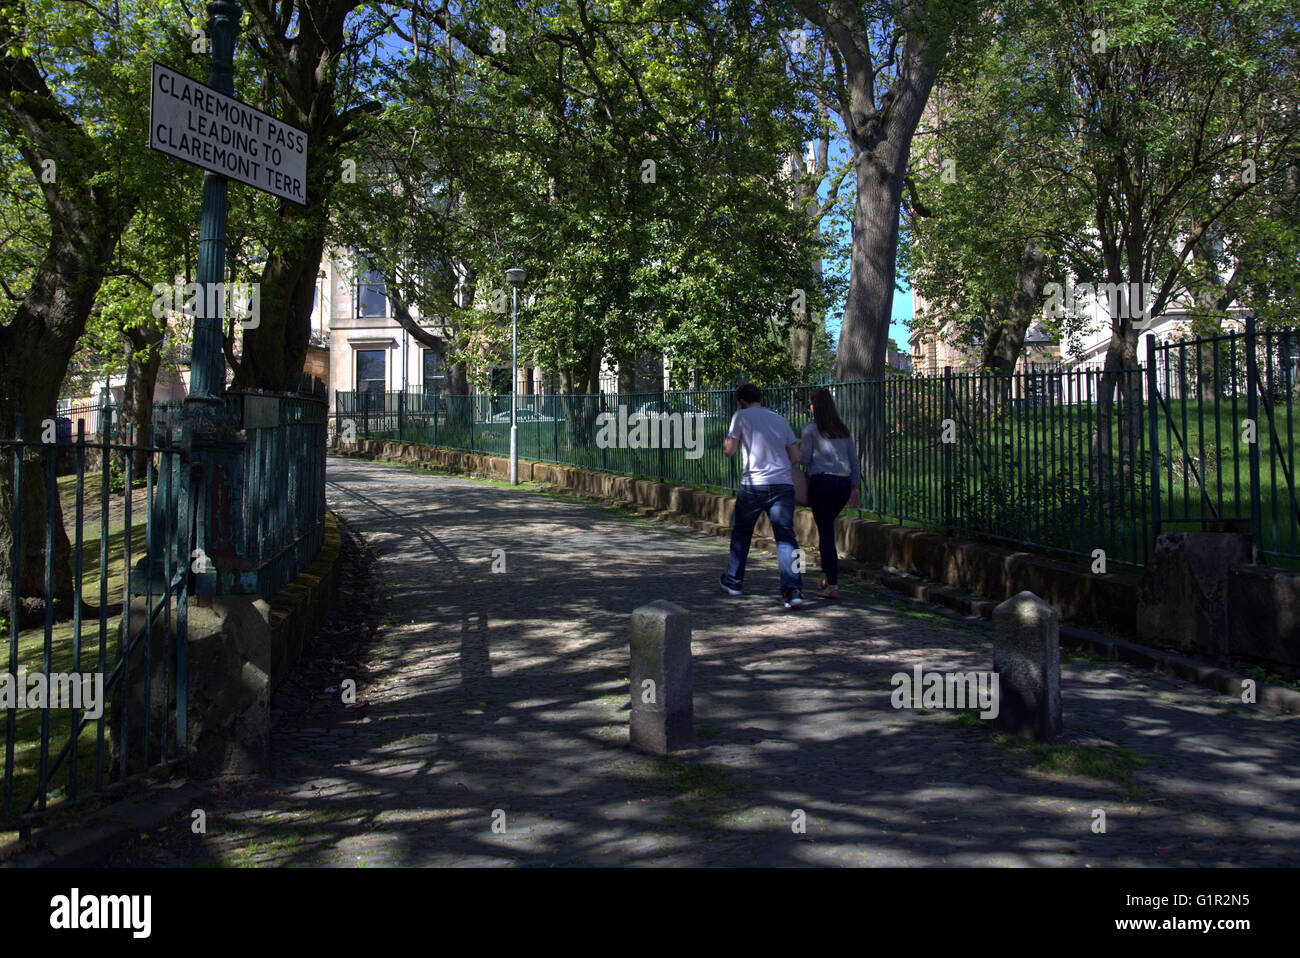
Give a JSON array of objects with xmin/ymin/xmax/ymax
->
[
  {"xmin": 720, "ymin": 575, "xmax": 743, "ymax": 596},
  {"xmin": 783, "ymin": 589, "xmax": 804, "ymax": 609}
]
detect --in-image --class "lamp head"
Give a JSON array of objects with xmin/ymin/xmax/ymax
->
[{"xmin": 505, "ymin": 268, "xmax": 527, "ymax": 288}]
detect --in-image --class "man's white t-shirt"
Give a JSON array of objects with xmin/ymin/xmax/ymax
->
[{"xmin": 728, "ymin": 405, "xmax": 797, "ymax": 486}]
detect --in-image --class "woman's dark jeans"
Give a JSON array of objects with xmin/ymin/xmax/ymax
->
[{"xmin": 808, "ymin": 473, "xmax": 853, "ymax": 585}]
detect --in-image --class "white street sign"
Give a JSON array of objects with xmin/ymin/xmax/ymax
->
[{"xmin": 148, "ymin": 62, "xmax": 307, "ymax": 205}]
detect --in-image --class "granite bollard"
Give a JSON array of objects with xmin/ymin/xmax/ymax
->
[
  {"xmin": 992, "ymin": 591, "xmax": 1063, "ymax": 741},
  {"xmin": 629, "ymin": 600, "xmax": 693, "ymax": 754}
]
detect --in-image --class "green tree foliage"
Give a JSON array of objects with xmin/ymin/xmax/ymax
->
[
  {"xmin": 0, "ymin": 0, "xmax": 194, "ymax": 607},
  {"xmin": 335, "ymin": 0, "xmax": 834, "ymax": 398},
  {"xmin": 900, "ymin": 0, "xmax": 1090, "ymax": 376}
]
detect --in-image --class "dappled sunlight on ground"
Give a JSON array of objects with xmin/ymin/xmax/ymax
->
[{"xmin": 106, "ymin": 458, "xmax": 1300, "ymax": 867}]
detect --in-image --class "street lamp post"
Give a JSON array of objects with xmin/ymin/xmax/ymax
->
[
  {"xmin": 178, "ymin": 0, "xmax": 246, "ymax": 598},
  {"xmin": 505, "ymin": 268, "xmax": 526, "ymax": 485},
  {"xmin": 187, "ymin": 0, "xmax": 241, "ymax": 427}
]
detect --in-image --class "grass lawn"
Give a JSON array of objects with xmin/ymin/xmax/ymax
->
[{"xmin": 2, "ymin": 473, "xmax": 157, "ymax": 822}]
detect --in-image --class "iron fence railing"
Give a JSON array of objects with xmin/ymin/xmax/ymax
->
[
  {"xmin": 225, "ymin": 390, "xmax": 328, "ymax": 598},
  {"xmin": 3, "ymin": 418, "xmax": 190, "ymax": 827},
  {"xmin": 3, "ymin": 384, "xmax": 328, "ymax": 826},
  {"xmin": 334, "ymin": 320, "xmax": 1299, "ymax": 569},
  {"xmin": 1147, "ymin": 323, "xmax": 1299, "ymax": 564},
  {"xmin": 55, "ymin": 398, "xmax": 120, "ymax": 447}
]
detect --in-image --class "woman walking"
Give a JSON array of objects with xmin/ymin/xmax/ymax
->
[{"xmin": 799, "ymin": 388, "xmax": 860, "ymax": 599}]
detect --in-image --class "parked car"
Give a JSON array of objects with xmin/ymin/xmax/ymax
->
[{"xmin": 632, "ymin": 400, "xmax": 720, "ymax": 420}]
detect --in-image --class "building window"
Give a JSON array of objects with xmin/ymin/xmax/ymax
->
[
  {"xmin": 424, "ymin": 256, "xmax": 456, "ymax": 303},
  {"xmin": 356, "ymin": 349, "xmax": 386, "ymax": 407},
  {"xmin": 355, "ymin": 268, "xmax": 387, "ymax": 318},
  {"xmin": 423, "ymin": 349, "xmax": 445, "ymax": 406}
]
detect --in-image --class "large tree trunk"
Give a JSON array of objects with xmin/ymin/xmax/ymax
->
[
  {"xmin": 237, "ymin": 230, "xmax": 326, "ymax": 391},
  {"xmin": 0, "ymin": 272, "xmax": 95, "ymax": 617},
  {"xmin": 238, "ymin": 0, "xmax": 376, "ymax": 391},
  {"xmin": 837, "ymin": 157, "xmax": 913, "ymax": 480},
  {"xmin": 836, "ymin": 154, "xmax": 912, "ymax": 387},
  {"xmin": 801, "ymin": 1, "xmax": 953, "ymax": 482},
  {"xmin": 0, "ymin": 44, "xmax": 132, "ymax": 615}
]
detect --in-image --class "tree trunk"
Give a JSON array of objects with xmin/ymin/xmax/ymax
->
[
  {"xmin": 121, "ymin": 326, "xmax": 164, "ymax": 476},
  {"xmin": 0, "ymin": 37, "xmax": 137, "ymax": 617},
  {"xmin": 617, "ymin": 355, "xmax": 635, "ymax": 395},
  {"xmin": 1093, "ymin": 315, "xmax": 1142, "ymax": 494},
  {"xmin": 790, "ymin": 317, "xmax": 813, "ymax": 382},
  {"xmin": 0, "ymin": 235, "xmax": 116, "ymax": 618},
  {"xmin": 237, "ymin": 230, "xmax": 325, "ymax": 391},
  {"xmin": 837, "ymin": 157, "xmax": 912, "ymax": 480},
  {"xmin": 981, "ymin": 239, "xmax": 1048, "ymax": 374},
  {"xmin": 815, "ymin": 10, "xmax": 944, "ymax": 483},
  {"xmin": 979, "ymin": 238, "xmax": 1048, "ymax": 405},
  {"xmin": 836, "ymin": 155, "xmax": 910, "ymax": 387},
  {"xmin": 0, "ymin": 302, "xmax": 80, "ymax": 618},
  {"xmin": 236, "ymin": 0, "xmax": 381, "ymax": 392}
]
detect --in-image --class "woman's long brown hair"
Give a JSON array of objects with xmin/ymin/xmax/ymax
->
[{"xmin": 811, "ymin": 388, "xmax": 850, "ymax": 440}]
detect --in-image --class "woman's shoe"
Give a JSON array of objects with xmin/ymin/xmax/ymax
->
[{"xmin": 817, "ymin": 582, "xmax": 839, "ymax": 599}]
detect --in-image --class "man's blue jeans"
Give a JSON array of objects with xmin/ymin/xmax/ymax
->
[{"xmin": 722, "ymin": 483, "xmax": 803, "ymax": 593}]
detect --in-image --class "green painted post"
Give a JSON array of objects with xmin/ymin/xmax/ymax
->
[
  {"xmin": 943, "ymin": 367, "xmax": 954, "ymax": 537},
  {"xmin": 1145, "ymin": 334, "xmax": 1162, "ymax": 554},
  {"xmin": 186, "ymin": 0, "xmax": 240, "ymax": 427},
  {"xmin": 1245, "ymin": 315, "xmax": 1263, "ymax": 564},
  {"xmin": 178, "ymin": 0, "xmax": 246, "ymax": 596}
]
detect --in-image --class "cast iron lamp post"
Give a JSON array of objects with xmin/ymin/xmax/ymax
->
[{"xmin": 505, "ymin": 268, "xmax": 526, "ymax": 485}]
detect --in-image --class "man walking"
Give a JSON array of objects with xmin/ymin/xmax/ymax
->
[{"xmin": 720, "ymin": 383, "xmax": 805, "ymax": 608}]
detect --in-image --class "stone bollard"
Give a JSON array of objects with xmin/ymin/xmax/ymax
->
[
  {"xmin": 992, "ymin": 591, "xmax": 1063, "ymax": 742},
  {"xmin": 629, "ymin": 600, "xmax": 694, "ymax": 754}
]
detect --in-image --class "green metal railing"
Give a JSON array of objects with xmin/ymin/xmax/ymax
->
[
  {"xmin": 1147, "ymin": 321, "xmax": 1299, "ymax": 564},
  {"xmin": 3, "ymin": 414, "xmax": 190, "ymax": 827},
  {"xmin": 4, "ymin": 384, "xmax": 328, "ymax": 826},
  {"xmin": 228, "ymin": 391, "xmax": 328, "ymax": 598},
  {"xmin": 335, "ymin": 320, "xmax": 1298, "ymax": 569},
  {"xmin": 154, "ymin": 388, "xmax": 328, "ymax": 596}
]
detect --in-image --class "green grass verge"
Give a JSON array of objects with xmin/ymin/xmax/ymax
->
[{"xmin": 2, "ymin": 481, "xmax": 153, "ymax": 822}]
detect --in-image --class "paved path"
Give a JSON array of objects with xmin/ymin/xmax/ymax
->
[{"xmin": 111, "ymin": 457, "xmax": 1300, "ymax": 866}]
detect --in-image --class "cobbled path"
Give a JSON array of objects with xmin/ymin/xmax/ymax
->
[{"xmin": 107, "ymin": 457, "xmax": 1300, "ymax": 866}]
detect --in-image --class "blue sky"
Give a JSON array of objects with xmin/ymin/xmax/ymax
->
[{"xmin": 822, "ymin": 287, "xmax": 914, "ymax": 354}]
